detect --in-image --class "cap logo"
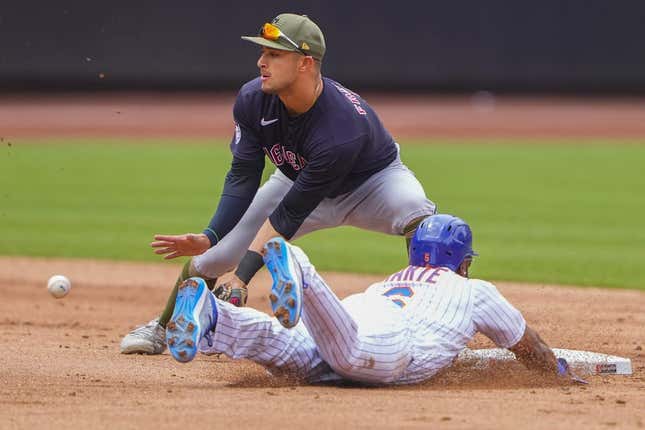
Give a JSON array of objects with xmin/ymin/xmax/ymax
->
[
  {"xmin": 424, "ymin": 252, "xmax": 430, "ymax": 263},
  {"xmin": 301, "ymin": 42, "xmax": 310, "ymax": 50}
]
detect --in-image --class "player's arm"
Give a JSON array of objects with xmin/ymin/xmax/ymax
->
[
  {"xmin": 152, "ymin": 92, "xmax": 264, "ymax": 259},
  {"xmin": 508, "ymin": 325, "xmax": 557, "ymax": 373},
  {"xmin": 509, "ymin": 325, "xmax": 588, "ymax": 383},
  {"xmin": 472, "ymin": 280, "xmax": 586, "ymax": 383},
  {"xmin": 268, "ymin": 139, "xmax": 362, "ymax": 239},
  {"xmin": 203, "ymin": 95, "xmax": 266, "ymax": 247},
  {"xmin": 235, "ymin": 139, "xmax": 362, "ymax": 284},
  {"xmin": 202, "ymin": 155, "xmax": 265, "ymax": 246},
  {"xmin": 151, "ymin": 155, "xmax": 264, "ymax": 259}
]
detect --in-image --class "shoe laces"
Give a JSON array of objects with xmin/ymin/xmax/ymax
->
[{"xmin": 130, "ymin": 319, "xmax": 162, "ymax": 339}]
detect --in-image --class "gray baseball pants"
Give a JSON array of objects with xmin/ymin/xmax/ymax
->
[{"xmin": 193, "ymin": 150, "xmax": 436, "ymax": 279}]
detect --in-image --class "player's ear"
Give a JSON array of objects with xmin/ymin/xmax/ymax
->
[
  {"xmin": 457, "ymin": 258, "xmax": 472, "ymax": 277},
  {"xmin": 298, "ymin": 56, "xmax": 314, "ymax": 72}
]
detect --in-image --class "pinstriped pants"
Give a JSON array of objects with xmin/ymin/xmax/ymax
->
[
  {"xmin": 198, "ymin": 248, "xmax": 413, "ymax": 385},
  {"xmin": 198, "ymin": 242, "xmax": 529, "ymax": 384}
]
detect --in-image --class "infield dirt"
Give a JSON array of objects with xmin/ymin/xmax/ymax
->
[
  {"xmin": 1, "ymin": 256, "xmax": 643, "ymax": 429},
  {"xmin": 1, "ymin": 94, "xmax": 643, "ymax": 429}
]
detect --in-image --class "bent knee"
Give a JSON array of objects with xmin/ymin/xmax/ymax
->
[{"xmin": 400, "ymin": 201, "xmax": 436, "ymax": 236}]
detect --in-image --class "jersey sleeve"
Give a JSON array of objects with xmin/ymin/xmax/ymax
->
[
  {"xmin": 471, "ymin": 280, "xmax": 526, "ymax": 349},
  {"xmin": 202, "ymin": 155, "xmax": 264, "ymax": 246},
  {"xmin": 229, "ymin": 91, "xmax": 264, "ymax": 162},
  {"xmin": 268, "ymin": 137, "xmax": 364, "ymax": 238}
]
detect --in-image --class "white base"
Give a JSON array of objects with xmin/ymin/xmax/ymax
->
[{"xmin": 456, "ymin": 348, "xmax": 632, "ymax": 375}]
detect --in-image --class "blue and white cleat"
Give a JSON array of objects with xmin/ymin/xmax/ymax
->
[
  {"xmin": 263, "ymin": 237, "xmax": 304, "ymax": 329},
  {"xmin": 166, "ymin": 277, "xmax": 217, "ymax": 363}
]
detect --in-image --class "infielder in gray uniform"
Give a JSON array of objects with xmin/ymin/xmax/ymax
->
[
  {"xmin": 120, "ymin": 13, "xmax": 435, "ymax": 354},
  {"xmin": 163, "ymin": 214, "xmax": 586, "ymax": 385}
]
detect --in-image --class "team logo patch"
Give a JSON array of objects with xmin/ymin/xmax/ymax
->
[
  {"xmin": 301, "ymin": 42, "xmax": 310, "ymax": 50},
  {"xmin": 234, "ymin": 123, "xmax": 241, "ymax": 145}
]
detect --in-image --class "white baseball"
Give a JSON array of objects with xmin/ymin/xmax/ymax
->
[{"xmin": 47, "ymin": 275, "xmax": 71, "ymax": 299}]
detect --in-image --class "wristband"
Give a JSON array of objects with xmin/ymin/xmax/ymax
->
[
  {"xmin": 234, "ymin": 250, "xmax": 265, "ymax": 285},
  {"xmin": 202, "ymin": 228, "xmax": 220, "ymax": 247}
]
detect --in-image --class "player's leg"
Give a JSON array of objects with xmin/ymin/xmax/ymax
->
[
  {"xmin": 403, "ymin": 215, "xmax": 426, "ymax": 255},
  {"xmin": 120, "ymin": 170, "xmax": 293, "ymax": 355},
  {"xmin": 342, "ymin": 149, "xmax": 435, "ymax": 236},
  {"xmin": 203, "ymin": 302, "xmax": 327, "ymax": 380},
  {"xmin": 166, "ymin": 277, "xmax": 327, "ymax": 380},
  {"xmin": 190, "ymin": 170, "xmax": 292, "ymax": 280},
  {"xmin": 305, "ymin": 282, "xmax": 412, "ymax": 384},
  {"xmin": 293, "ymin": 148, "xmax": 435, "ymax": 253},
  {"xmin": 263, "ymin": 237, "xmax": 413, "ymax": 384},
  {"xmin": 119, "ymin": 258, "xmax": 210, "ymax": 355}
]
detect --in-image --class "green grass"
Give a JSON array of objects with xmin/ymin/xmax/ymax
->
[{"xmin": 1, "ymin": 138, "xmax": 644, "ymax": 289}]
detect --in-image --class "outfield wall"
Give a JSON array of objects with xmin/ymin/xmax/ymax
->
[{"xmin": 2, "ymin": 1, "xmax": 645, "ymax": 92}]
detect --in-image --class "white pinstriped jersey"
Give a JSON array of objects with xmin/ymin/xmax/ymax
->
[
  {"xmin": 201, "ymin": 251, "xmax": 526, "ymax": 386},
  {"xmin": 374, "ymin": 265, "xmax": 525, "ymax": 348},
  {"xmin": 360, "ymin": 265, "xmax": 527, "ymax": 383}
]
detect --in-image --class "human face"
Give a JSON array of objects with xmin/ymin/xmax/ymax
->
[{"xmin": 257, "ymin": 47, "xmax": 302, "ymax": 94}]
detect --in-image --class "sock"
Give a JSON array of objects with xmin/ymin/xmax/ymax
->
[
  {"xmin": 159, "ymin": 259, "xmax": 217, "ymax": 328},
  {"xmin": 159, "ymin": 281, "xmax": 181, "ymax": 328},
  {"xmin": 403, "ymin": 216, "xmax": 425, "ymax": 257}
]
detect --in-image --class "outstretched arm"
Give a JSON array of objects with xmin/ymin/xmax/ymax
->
[
  {"xmin": 509, "ymin": 325, "xmax": 587, "ymax": 384},
  {"xmin": 150, "ymin": 156, "xmax": 264, "ymax": 260},
  {"xmin": 509, "ymin": 324, "xmax": 558, "ymax": 373},
  {"xmin": 151, "ymin": 233, "xmax": 211, "ymax": 260}
]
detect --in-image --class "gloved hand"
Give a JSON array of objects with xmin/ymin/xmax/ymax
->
[
  {"xmin": 213, "ymin": 276, "xmax": 248, "ymax": 307},
  {"xmin": 557, "ymin": 358, "xmax": 588, "ymax": 384}
]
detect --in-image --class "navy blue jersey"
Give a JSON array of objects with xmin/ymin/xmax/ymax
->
[{"xmin": 222, "ymin": 77, "xmax": 397, "ymax": 238}]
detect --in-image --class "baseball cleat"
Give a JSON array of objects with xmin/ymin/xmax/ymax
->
[
  {"xmin": 262, "ymin": 237, "xmax": 304, "ymax": 329},
  {"xmin": 166, "ymin": 277, "xmax": 217, "ymax": 363},
  {"xmin": 120, "ymin": 318, "xmax": 166, "ymax": 355}
]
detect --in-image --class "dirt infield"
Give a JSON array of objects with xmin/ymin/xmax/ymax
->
[
  {"xmin": 1, "ymin": 94, "xmax": 644, "ymax": 429},
  {"xmin": 1, "ymin": 257, "xmax": 644, "ymax": 429}
]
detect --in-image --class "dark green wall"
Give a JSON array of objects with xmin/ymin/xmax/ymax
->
[{"xmin": 1, "ymin": 0, "xmax": 644, "ymax": 92}]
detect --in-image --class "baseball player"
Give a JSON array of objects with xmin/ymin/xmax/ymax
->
[
  {"xmin": 120, "ymin": 13, "xmax": 435, "ymax": 354},
  {"xmin": 164, "ymin": 214, "xmax": 586, "ymax": 385}
]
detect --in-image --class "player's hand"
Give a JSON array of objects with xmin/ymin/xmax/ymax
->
[
  {"xmin": 151, "ymin": 233, "xmax": 211, "ymax": 259},
  {"xmin": 213, "ymin": 275, "xmax": 248, "ymax": 307},
  {"xmin": 556, "ymin": 358, "xmax": 588, "ymax": 384}
]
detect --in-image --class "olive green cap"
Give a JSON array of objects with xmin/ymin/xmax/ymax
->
[{"xmin": 241, "ymin": 13, "xmax": 326, "ymax": 61}]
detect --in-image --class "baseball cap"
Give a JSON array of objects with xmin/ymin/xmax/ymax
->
[{"xmin": 241, "ymin": 13, "xmax": 326, "ymax": 61}]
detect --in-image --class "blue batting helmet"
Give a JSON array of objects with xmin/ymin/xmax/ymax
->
[{"xmin": 409, "ymin": 214, "xmax": 478, "ymax": 271}]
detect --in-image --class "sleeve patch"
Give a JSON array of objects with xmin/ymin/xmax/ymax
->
[{"xmin": 234, "ymin": 123, "xmax": 242, "ymax": 145}]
